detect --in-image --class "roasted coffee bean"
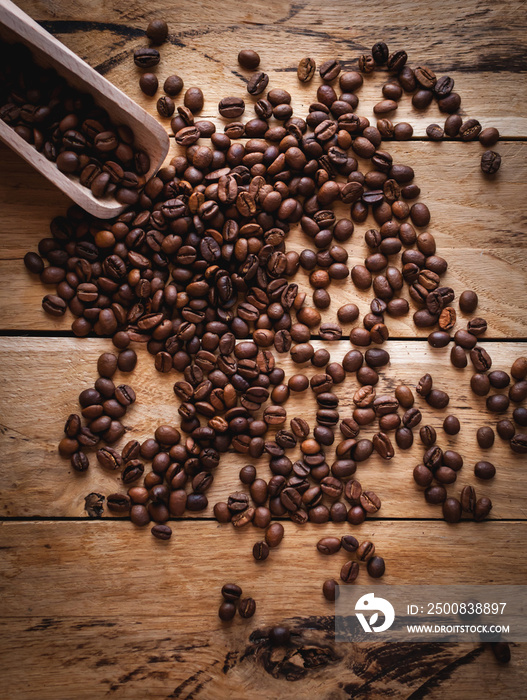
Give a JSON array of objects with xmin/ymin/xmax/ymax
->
[
  {"xmin": 71, "ymin": 451, "xmax": 89, "ymax": 472},
  {"xmin": 459, "ymin": 290, "xmax": 478, "ymax": 313},
  {"xmin": 474, "ymin": 496, "xmax": 492, "ymax": 522},
  {"xmin": 497, "ymin": 419, "xmax": 515, "ymax": 440},
  {"xmin": 317, "ymin": 537, "xmax": 341, "ymax": 555},
  {"xmin": 426, "ymin": 389, "xmax": 450, "ymax": 409},
  {"xmin": 238, "ymin": 49, "xmax": 260, "ymax": 69},
  {"xmin": 253, "ymin": 541, "xmax": 270, "ymax": 561},
  {"xmin": 247, "ymin": 72, "xmax": 269, "ymax": 95},
  {"xmin": 360, "ymin": 490, "xmax": 381, "ymax": 513},
  {"xmin": 425, "ymin": 485, "xmax": 447, "ymax": 504},
  {"xmin": 151, "ymin": 524, "xmax": 172, "ymax": 540},
  {"xmin": 443, "ymin": 497, "xmax": 462, "ymax": 523},
  {"xmin": 511, "ymin": 434, "xmax": 527, "ymax": 454},
  {"xmin": 357, "ymin": 540, "xmax": 375, "ymax": 561},
  {"xmin": 298, "ymin": 57, "xmax": 316, "ymax": 82},
  {"xmin": 416, "ymin": 374, "xmax": 433, "ymax": 398},
  {"xmin": 372, "ymin": 432, "xmax": 394, "ymax": 459},
  {"xmin": 486, "ymin": 394, "xmax": 509, "ymax": 413},
  {"xmin": 238, "ymin": 597, "xmax": 256, "ymax": 618},
  {"xmin": 461, "ymin": 485, "xmax": 476, "ymax": 513},
  {"xmin": 403, "ymin": 407, "xmax": 422, "ymax": 429},
  {"xmin": 367, "ymin": 556, "xmax": 385, "ymax": 578},
  {"xmin": 475, "ymin": 461, "xmax": 496, "ymax": 480},
  {"xmin": 477, "ymin": 426, "xmax": 495, "ymax": 448},
  {"xmin": 340, "ymin": 560, "xmax": 359, "ymax": 583},
  {"xmin": 491, "ymin": 642, "xmax": 511, "ymax": 664},
  {"xmin": 322, "ymin": 579, "xmax": 339, "ymax": 601},
  {"xmin": 511, "ymin": 357, "xmax": 527, "ymax": 380},
  {"xmin": 413, "ymin": 464, "xmax": 433, "ymax": 487},
  {"xmin": 341, "ymin": 535, "xmax": 359, "ymax": 553},
  {"xmin": 134, "ymin": 47, "xmax": 160, "ymax": 68},
  {"xmin": 219, "ymin": 601, "xmax": 236, "ymax": 621},
  {"xmin": 443, "ymin": 415, "xmax": 460, "ymax": 435},
  {"xmin": 481, "ymin": 150, "xmax": 501, "ymax": 174}
]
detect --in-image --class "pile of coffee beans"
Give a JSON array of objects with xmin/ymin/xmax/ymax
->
[
  {"xmin": 317, "ymin": 533, "xmax": 386, "ymax": 593},
  {"xmin": 19, "ymin": 38, "xmax": 520, "ymax": 665},
  {"xmin": 219, "ymin": 583, "xmax": 256, "ymax": 621},
  {"xmin": 0, "ymin": 42, "xmax": 151, "ymax": 202},
  {"xmin": 351, "ymin": 42, "xmax": 501, "ymax": 173},
  {"xmin": 61, "ymin": 350, "xmax": 137, "ymax": 482}
]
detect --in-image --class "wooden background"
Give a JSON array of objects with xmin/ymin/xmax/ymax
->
[{"xmin": 1, "ymin": 1, "xmax": 526, "ymax": 698}]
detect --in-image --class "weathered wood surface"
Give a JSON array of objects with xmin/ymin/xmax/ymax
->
[
  {"xmin": 13, "ymin": 0, "xmax": 527, "ymax": 138},
  {"xmin": 1, "ymin": 337, "xmax": 525, "ymax": 520},
  {"xmin": 1, "ymin": 142, "xmax": 526, "ymax": 337},
  {"xmin": 0, "ymin": 520, "xmax": 525, "ymax": 699},
  {"xmin": 1, "ymin": 1, "xmax": 526, "ymax": 698}
]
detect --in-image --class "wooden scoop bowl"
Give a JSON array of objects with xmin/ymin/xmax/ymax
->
[{"xmin": 0, "ymin": 0, "xmax": 169, "ymax": 219}]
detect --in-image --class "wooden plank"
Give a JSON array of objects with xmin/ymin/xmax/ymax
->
[
  {"xmin": 0, "ymin": 141, "xmax": 526, "ymax": 337},
  {"xmin": 13, "ymin": 0, "xmax": 527, "ymax": 138},
  {"xmin": 0, "ymin": 337, "xmax": 525, "ymax": 519},
  {"xmin": 0, "ymin": 520, "xmax": 525, "ymax": 699}
]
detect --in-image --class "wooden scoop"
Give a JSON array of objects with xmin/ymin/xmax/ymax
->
[{"xmin": 0, "ymin": 0, "xmax": 169, "ymax": 219}]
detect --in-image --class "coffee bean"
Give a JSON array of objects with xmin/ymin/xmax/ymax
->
[
  {"xmin": 238, "ymin": 597, "xmax": 256, "ymax": 618},
  {"xmin": 340, "ymin": 560, "xmax": 359, "ymax": 583},
  {"xmin": 71, "ymin": 451, "xmax": 89, "ymax": 472},
  {"xmin": 164, "ymin": 75, "xmax": 184, "ymax": 96},
  {"xmin": 134, "ymin": 47, "xmax": 160, "ymax": 68},
  {"xmin": 373, "ymin": 432, "xmax": 394, "ymax": 459},
  {"xmin": 269, "ymin": 626, "xmax": 290, "ymax": 645},
  {"xmin": 253, "ymin": 541, "xmax": 270, "ymax": 561},
  {"xmin": 139, "ymin": 73, "xmax": 158, "ymax": 96},
  {"xmin": 360, "ymin": 490, "xmax": 381, "ymax": 513},
  {"xmin": 474, "ymin": 496, "xmax": 492, "ymax": 521},
  {"xmin": 413, "ymin": 464, "xmax": 433, "ymax": 487},
  {"xmin": 238, "ymin": 49, "xmax": 260, "ymax": 69},
  {"xmin": 497, "ymin": 419, "xmax": 515, "ymax": 440},
  {"xmin": 486, "ymin": 394, "xmax": 509, "ymax": 413},
  {"xmin": 443, "ymin": 415, "xmax": 460, "ymax": 435},
  {"xmin": 511, "ymin": 357, "xmax": 527, "ymax": 380},
  {"xmin": 481, "ymin": 150, "xmax": 501, "ymax": 174},
  {"xmin": 247, "ymin": 72, "xmax": 269, "ymax": 95},
  {"xmin": 219, "ymin": 601, "xmax": 236, "ymax": 621},
  {"xmin": 461, "ymin": 485, "xmax": 476, "ymax": 513},
  {"xmin": 319, "ymin": 59, "xmax": 341, "ymax": 81},
  {"xmin": 151, "ymin": 524, "xmax": 172, "ymax": 540},
  {"xmin": 322, "ymin": 579, "xmax": 340, "ymax": 601},
  {"xmin": 511, "ymin": 433, "xmax": 527, "ymax": 454},
  {"xmin": 265, "ymin": 522, "xmax": 284, "ymax": 548},
  {"xmin": 298, "ymin": 57, "xmax": 316, "ymax": 82},
  {"xmin": 341, "ymin": 535, "xmax": 359, "ymax": 553},
  {"xmin": 490, "ymin": 641, "xmax": 511, "ymax": 663},
  {"xmin": 42, "ymin": 294, "xmax": 67, "ymax": 316},
  {"xmin": 357, "ymin": 540, "xmax": 375, "ymax": 561},
  {"xmin": 367, "ymin": 556, "xmax": 385, "ymax": 578},
  {"xmin": 317, "ymin": 537, "xmax": 341, "ymax": 555},
  {"xmin": 475, "ymin": 461, "xmax": 496, "ymax": 480},
  {"xmin": 426, "ymin": 389, "xmax": 450, "ymax": 409},
  {"xmin": 443, "ymin": 497, "xmax": 462, "ymax": 523},
  {"xmin": 470, "ymin": 346, "xmax": 492, "ymax": 372},
  {"xmin": 425, "ymin": 485, "xmax": 447, "ymax": 504},
  {"xmin": 476, "ymin": 426, "xmax": 494, "ymax": 448}
]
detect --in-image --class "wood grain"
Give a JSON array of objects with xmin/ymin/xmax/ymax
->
[
  {"xmin": 1, "ymin": 3, "xmax": 527, "ymax": 699},
  {"xmin": 0, "ymin": 141, "xmax": 526, "ymax": 337},
  {"xmin": 0, "ymin": 520, "xmax": 525, "ymax": 699},
  {"xmin": 1, "ymin": 337, "xmax": 525, "ymax": 520},
  {"xmin": 14, "ymin": 0, "xmax": 527, "ymax": 138}
]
